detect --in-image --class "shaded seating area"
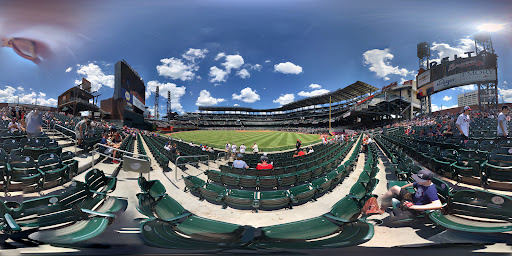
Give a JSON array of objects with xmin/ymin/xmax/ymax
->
[{"xmin": 0, "ymin": 169, "xmax": 126, "ymax": 244}]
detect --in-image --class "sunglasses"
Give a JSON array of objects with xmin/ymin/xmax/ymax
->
[{"xmin": 2, "ymin": 37, "xmax": 42, "ymax": 64}]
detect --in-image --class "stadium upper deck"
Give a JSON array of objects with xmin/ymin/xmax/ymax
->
[{"xmin": 178, "ymin": 81, "xmax": 379, "ymax": 128}]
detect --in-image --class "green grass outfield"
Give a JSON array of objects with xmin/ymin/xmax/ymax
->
[{"xmin": 165, "ymin": 130, "xmax": 322, "ymax": 152}]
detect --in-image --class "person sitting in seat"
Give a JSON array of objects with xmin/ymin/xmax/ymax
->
[
  {"xmin": 105, "ymin": 135, "xmax": 122, "ymax": 164},
  {"xmin": 293, "ymin": 149, "xmax": 306, "ymax": 157},
  {"xmin": 164, "ymin": 141, "xmax": 172, "ymax": 151},
  {"xmin": 232, "ymin": 154, "xmax": 249, "ymax": 169},
  {"xmin": 256, "ymin": 156, "xmax": 273, "ymax": 170},
  {"xmin": 378, "ymin": 169, "xmax": 442, "ymax": 221}
]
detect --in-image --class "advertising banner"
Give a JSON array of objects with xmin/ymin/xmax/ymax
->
[
  {"xmin": 133, "ymin": 95, "xmax": 145, "ymax": 110},
  {"xmin": 417, "ymin": 70, "xmax": 430, "ymax": 88},
  {"xmin": 433, "ymin": 69, "xmax": 496, "ymax": 92}
]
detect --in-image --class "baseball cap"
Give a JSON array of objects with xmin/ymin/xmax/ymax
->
[
  {"xmin": 464, "ymin": 106, "xmax": 472, "ymax": 111},
  {"xmin": 237, "ymin": 154, "xmax": 243, "ymax": 158},
  {"xmin": 261, "ymin": 157, "xmax": 269, "ymax": 162},
  {"xmin": 412, "ymin": 169, "xmax": 434, "ymax": 183}
]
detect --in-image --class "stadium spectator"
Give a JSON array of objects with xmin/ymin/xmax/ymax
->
[
  {"xmin": 8, "ymin": 118, "xmax": 20, "ymax": 132},
  {"xmin": 456, "ymin": 106, "xmax": 471, "ymax": 139},
  {"xmin": 308, "ymin": 147, "xmax": 314, "ymax": 154},
  {"xmin": 170, "ymin": 144, "xmax": 178, "ymax": 154},
  {"xmin": 260, "ymin": 152, "xmax": 268, "ymax": 162},
  {"xmin": 293, "ymin": 149, "xmax": 306, "ymax": 157},
  {"xmin": 231, "ymin": 143, "xmax": 237, "ymax": 157},
  {"xmin": 105, "ymin": 135, "xmax": 121, "ymax": 164},
  {"xmin": 498, "ymin": 105, "xmax": 509, "ymax": 139},
  {"xmin": 240, "ymin": 143, "xmax": 246, "ymax": 154},
  {"xmin": 256, "ymin": 157, "xmax": 273, "ymax": 170},
  {"xmin": 296, "ymin": 139, "xmax": 301, "ymax": 151},
  {"xmin": 232, "ymin": 154, "xmax": 249, "ymax": 169},
  {"xmin": 379, "ymin": 169, "xmax": 442, "ymax": 222},
  {"xmin": 442, "ymin": 124, "xmax": 453, "ymax": 137},
  {"xmin": 75, "ymin": 118, "xmax": 89, "ymax": 148},
  {"xmin": 252, "ymin": 143, "xmax": 259, "ymax": 153},
  {"xmin": 164, "ymin": 141, "xmax": 172, "ymax": 151},
  {"xmin": 225, "ymin": 142, "xmax": 231, "ymax": 160}
]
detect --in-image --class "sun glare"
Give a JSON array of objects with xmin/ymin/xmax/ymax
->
[{"xmin": 477, "ymin": 23, "xmax": 505, "ymax": 32}]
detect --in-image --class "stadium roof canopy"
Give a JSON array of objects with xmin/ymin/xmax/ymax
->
[{"xmin": 198, "ymin": 81, "xmax": 378, "ymax": 113}]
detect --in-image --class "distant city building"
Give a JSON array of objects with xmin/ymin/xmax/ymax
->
[{"xmin": 458, "ymin": 89, "xmax": 493, "ymax": 107}]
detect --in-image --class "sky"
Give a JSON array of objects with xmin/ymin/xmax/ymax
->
[{"xmin": 0, "ymin": 0, "xmax": 511, "ymax": 116}]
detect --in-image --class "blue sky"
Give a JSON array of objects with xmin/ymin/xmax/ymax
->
[{"xmin": 0, "ymin": 0, "xmax": 511, "ymax": 115}]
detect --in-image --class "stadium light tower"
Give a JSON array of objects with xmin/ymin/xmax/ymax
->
[
  {"xmin": 155, "ymin": 86, "xmax": 159, "ymax": 119},
  {"xmin": 417, "ymin": 42, "xmax": 431, "ymax": 114},
  {"xmin": 474, "ymin": 31, "xmax": 498, "ymax": 111},
  {"xmin": 167, "ymin": 90, "xmax": 171, "ymax": 121}
]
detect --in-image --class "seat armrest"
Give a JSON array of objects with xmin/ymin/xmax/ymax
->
[
  {"xmin": 163, "ymin": 212, "xmax": 192, "ymax": 223},
  {"xmin": 80, "ymin": 208, "xmax": 115, "ymax": 218},
  {"xmin": 4, "ymin": 213, "xmax": 21, "ymax": 231},
  {"xmin": 323, "ymin": 214, "xmax": 351, "ymax": 223}
]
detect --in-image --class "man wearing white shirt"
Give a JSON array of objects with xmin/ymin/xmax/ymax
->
[
  {"xmin": 497, "ymin": 105, "xmax": 509, "ymax": 140},
  {"xmin": 456, "ymin": 106, "xmax": 471, "ymax": 139}
]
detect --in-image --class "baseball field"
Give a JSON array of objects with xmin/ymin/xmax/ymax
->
[{"xmin": 166, "ymin": 130, "xmax": 322, "ymax": 152}]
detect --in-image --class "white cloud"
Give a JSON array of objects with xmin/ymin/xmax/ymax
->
[
  {"xmin": 236, "ymin": 69, "xmax": 250, "ymax": 79},
  {"xmin": 0, "ymin": 85, "xmax": 57, "ymax": 106},
  {"xmin": 75, "ymin": 63, "xmax": 114, "ymax": 91},
  {"xmin": 146, "ymin": 81, "xmax": 186, "ymax": 113},
  {"xmin": 309, "ymin": 84, "xmax": 321, "ymax": 89},
  {"xmin": 298, "ymin": 89, "xmax": 330, "ymax": 97},
  {"xmin": 156, "ymin": 48, "xmax": 208, "ymax": 81},
  {"xmin": 182, "ymin": 48, "xmax": 208, "ymax": 62},
  {"xmin": 65, "ymin": 67, "xmax": 72, "ymax": 72},
  {"xmin": 443, "ymin": 96, "xmax": 452, "ymax": 101},
  {"xmin": 234, "ymin": 104, "xmax": 240, "ymax": 106},
  {"xmin": 215, "ymin": 52, "xmax": 226, "ymax": 61},
  {"xmin": 274, "ymin": 62, "xmax": 303, "ymax": 74},
  {"xmin": 265, "ymin": 60, "xmax": 271, "ymax": 63},
  {"xmin": 157, "ymin": 58, "xmax": 198, "ymax": 81},
  {"xmin": 504, "ymin": 81, "xmax": 508, "ymax": 85},
  {"xmin": 196, "ymin": 90, "xmax": 225, "ymax": 106},
  {"xmin": 430, "ymin": 38, "xmax": 475, "ymax": 64},
  {"xmin": 209, "ymin": 66, "xmax": 229, "ymax": 83},
  {"xmin": 363, "ymin": 48, "xmax": 412, "ymax": 81},
  {"xmin": 273, "ymin": 93, "xmax": 295, "ymax": 105},
  {"xmin": 222, "ymin": 54, "xmax": 244, "ymax": 72},
  {"xmin": 248, "ymin": 64, "xmax": 262, "ymax": 71},
  {"xmin": 459, "ymin": 84, "xmax": 477, "ymax": 92},
  {"xmin": 499, "ymin": 88, "xmax": 512, "ymax": 103},
  {"xmin": 431, "ymin": 104, "xmax": 459, "ymax": 112},
  {"xmin": 232, "ymin": 87, "xmax": 260, "ymax": 103}
]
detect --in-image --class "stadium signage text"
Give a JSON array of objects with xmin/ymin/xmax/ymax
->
[
  {"xmin": 417, "ymin": 70, "xmax": 431, "ymax": 88},
  {"xmin": 448, "ymin": 59, "xmax": 483, "ymax": 72},
  {"xmin": 433, "ymin": 69, "xmax": 496, "ymax": 92}
]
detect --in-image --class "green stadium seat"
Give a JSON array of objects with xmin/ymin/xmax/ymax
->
[
  {"xmin": 259, "ymin": 190, "xmax": 290, "ymax": 210},
  {"xmin": 288, "ymin": 184, "xmax": 316, "ymax": 205}
]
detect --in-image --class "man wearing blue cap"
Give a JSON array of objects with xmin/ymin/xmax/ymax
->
[{"xmin": 379, "ymin": 169, "xmax": 442, "ymax": 220}]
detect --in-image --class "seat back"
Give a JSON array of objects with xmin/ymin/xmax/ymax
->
[
  {"xmin": 450, "ymin": 190, "xmax": 512, "ymax": 222},
  {"xmin": 123, "ymin": 155, "xmax": 151, "ymax": 174}
]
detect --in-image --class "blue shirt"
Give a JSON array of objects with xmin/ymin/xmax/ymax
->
[
  {"xmin": 412, "ymin": 182, "xmax": 439, "ymax": 205},
  {"xmin": 232, "ymin": 160, "xmax": 248, "ymax": 169}
]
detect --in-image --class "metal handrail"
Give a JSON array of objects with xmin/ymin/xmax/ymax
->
[
  {"xmin": 91, "ymin": 142, "xmax": 151, "ymax": 168},
  {"xmin": 47, "ymin": 121, "xmax": 78, "ymax": 153},
  {"xmin": 175, "ymin": 154, "xmax": 210, "ymax": 181}
]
